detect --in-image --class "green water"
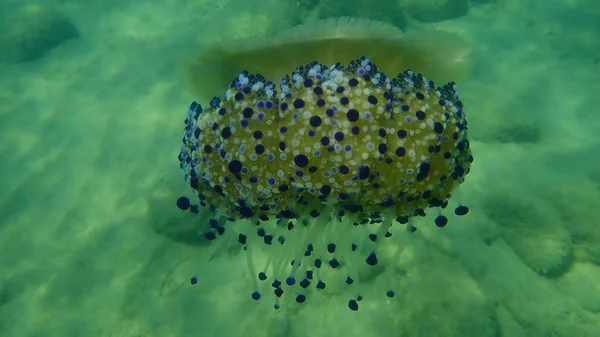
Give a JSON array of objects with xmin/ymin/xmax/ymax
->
[{"xmin": 1, "ymin": 0, "xmax": 599, "ymax": 336}]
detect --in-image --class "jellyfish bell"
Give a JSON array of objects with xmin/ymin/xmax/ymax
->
[
  {"xmin": 179, "ymin": 17, "xmax": 473, "ymax": 102},
  {"xmin": 176, "ymin": 17, "xmax": 473, "ymax": 311}
]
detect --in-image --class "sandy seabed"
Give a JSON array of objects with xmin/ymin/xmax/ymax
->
[{"xmin": 1, "ymin": 0, "xmax": 600, "ymax": 336}]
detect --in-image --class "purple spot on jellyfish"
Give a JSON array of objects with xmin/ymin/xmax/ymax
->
[{"xmin": 267, "ymin": 177, "xmax": 276, "ymax": 186}]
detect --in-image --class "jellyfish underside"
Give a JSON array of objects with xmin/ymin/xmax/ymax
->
[{"xmin": 180, "ymin": 17, "xmax": 472, "ymax": 101}]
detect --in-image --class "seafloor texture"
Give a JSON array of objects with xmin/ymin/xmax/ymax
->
[{"xmin": 0, "ymin": 0, "xmax": 599, "ymax": 336}]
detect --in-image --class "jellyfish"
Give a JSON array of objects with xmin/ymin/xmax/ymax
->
[{"xmin": 176, "ymin": 17, "xmax": 473, "ymax": 311}]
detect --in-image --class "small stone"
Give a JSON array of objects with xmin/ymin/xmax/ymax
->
[
  {"xmin": 482, "ymin": 190, "xmax": 573, "ymax": 278},
  {"xmin": 556, "ymin": 262, "xmax": 600, "ymax": 313},
  {"xmin": 540, "ymin": 182, "xmax": 600, "ymax": 267},
  {"xmin": 0, "ymin": 5, "xmax": 79, "ymax": 63}
]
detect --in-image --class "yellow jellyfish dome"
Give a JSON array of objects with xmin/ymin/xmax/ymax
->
[{"xmin": 176, "ymin": 17, "xmax": 473, "ymax": 311}]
